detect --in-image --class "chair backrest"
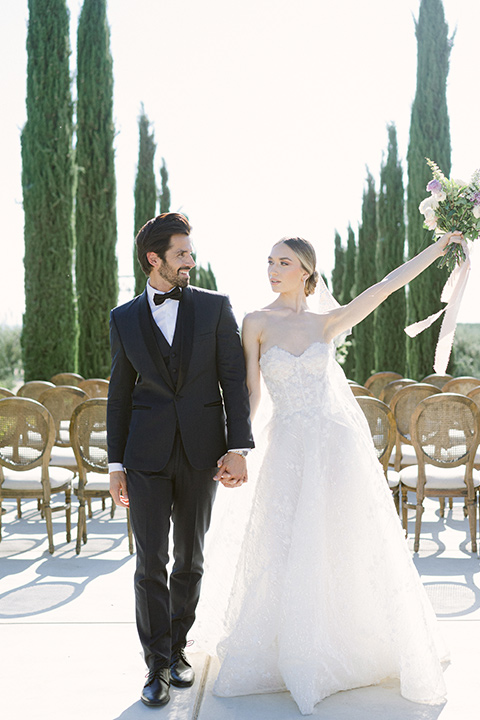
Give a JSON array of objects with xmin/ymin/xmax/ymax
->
[
  {"xmin": 78, "ymin": 378, "xmax": 109, "ymax": 398},
  {"xmin": 17, "ymin": 380, "xmax": 56, "ymax": 401},
  {"xmin": 390, "ymin": 382, "xmax": 442, "ymax": 443},
  {"xmin": 467, "ymin": 386, "xmax": 480, "ymax": 413},
  {"xmin": 350, "ymin": 384, "xmax": 374, "ymax": 397},
  {"xmin": 0, "ymin": 387, "xmax": 14, "ymax": 399},
  {"xmin": 355, "ymin": 396, "xmax": 396, "ymax": 472},
  {"xmin": 410, "ymin": 393, "xmax": 480, "ymax": 471},
  {"xmin": 70, "ymin": 398, "xmax": 108, "ymax": 476},
  {"xmin": 379, "ymin": 378, "xmax": 416, "ymax": 406},
  {"xmin": 38, "ymin": 386, "xmax": 88, "ymax": 446},
  {"xmin": 0, "ymin": 397, "xmax": 55, "ymax": 474},
  {"xmin": 50, "ymin": 372, "xmax": 84, "ymax": 387},
  {"xmin": 421, "ymin": 373, "xmax": 453, "ymax": 389},
  {"xmin": 442, "ymin": 376, "xmax": 480, "ymax": 396},
  {"xmin": 364, "ymin": 371, "xmax": 403, "ymax": 398}
]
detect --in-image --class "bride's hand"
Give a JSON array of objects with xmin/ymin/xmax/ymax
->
[{"xmin": 437, "ymin": 230, "xmax": 464, "ymax": 254}]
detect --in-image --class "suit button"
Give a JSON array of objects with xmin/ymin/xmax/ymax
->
[{"xmin": 171, "ymin": 352, "xmax": 177, "ymax": 358}]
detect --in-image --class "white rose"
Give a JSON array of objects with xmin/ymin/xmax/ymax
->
[
  {"xmin": 419, "ymin": 196, "xmax": 439, "ymax": 215},
  {"xmin": 473, "ymin": 204, "xmax": 480, "ymax": 219},
  {"xmin": 432, "ymin": 190, "xmax": 447, "ymax": 202},
  {"xmin": 423, "ymin": 207, "xmax": 438, "ymax": 230}
]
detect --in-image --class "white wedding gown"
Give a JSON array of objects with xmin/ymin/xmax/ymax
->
[{"xmin": 193, "ymin": 342, "xmax": 447, "ymax": 715}]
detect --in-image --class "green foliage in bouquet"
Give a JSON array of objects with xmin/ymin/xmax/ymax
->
[{"xmin": 419, "ymin": 158, "xmax": 480, "ymax": 271}]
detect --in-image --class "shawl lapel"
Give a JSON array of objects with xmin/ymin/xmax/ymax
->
[{"xmin": 176, "ymin": 285, "xmax": 195, "ymax": 392}]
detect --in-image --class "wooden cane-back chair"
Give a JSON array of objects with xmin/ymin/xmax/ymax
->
[
  {"xmin": 17, "ymin": 380, "xmax": 55, "ymax": 401},
  {"xmin": 51, "ymin": 372, "xmax": 84, "ymax": 387},
  {"xmin": 0, "ymin": 388, "xmax": 14, "ymax": 399},
  {"xmin": 70, "ymin": 399, "xmax": 133, "ymax": 554},
  {"xmin": 350, "ymin": 384, "xmax": 374, "ymax": 398},
  {"xmin": 379, "ymin": 378, "xmax": 416, "ymax": 406},
  {"xmin": 39, "ymin": 385, "xmax": 88, "ymax": 447},
  {"xmin": 442, "ymin": 376, "xmax": 480, "ymax": 396},
  {"xmin": 78, "ymin": 378, "xmax": 109, "ymax": 398},
  {"xmin": 467, "ymin": 387, "xmax": 480, "ymax": 470},
  {"xmin": 364, "ymin": 371, "xmax": 402, "ymax": 399},
  {"xmin": 355, "ymin": 396, "xmax": 400, "ymax": 512},
  {"xmin": 421, "ymin": 373, "xmax": 453, "ymax": 389},
  {"xmin": 390, "ymin": 383, "xmax": 442, "ymax": 472},
  {"xmin": 0, "ymin": 397, "xmax": 74, "ymax": 553},
  {"xmin": 399, "ymin": 393, "xmax": 480, "ymax": 552}
]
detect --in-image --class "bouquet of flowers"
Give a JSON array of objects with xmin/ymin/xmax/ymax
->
[{"xmin": 419, "ymin": 158, "xmax": 480, "ymax": 271}]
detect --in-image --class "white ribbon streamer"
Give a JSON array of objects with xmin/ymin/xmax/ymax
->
[{"xmin": 404, "ymin": 239, "xmax": 471, "ymax": 375}]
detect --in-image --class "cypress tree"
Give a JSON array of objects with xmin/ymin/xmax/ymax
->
[
  {"xmin": 21, "ymin": 0, "xmax": 76, "ymax": 381},
  {"xmin": 340, "ymin": 225, "xmax": 357, "ymax": 379},
  {"xmin": 76, "ymin": 0, "xmax": 118, "ymax": 378},
  {"xmin": 354, "ymin": 171, "xmax": 377, "ymax": 384},
  {"xmin": 133, "ymin": 107, "xmax": 157, "ymax": 296},
  {"xmin": 190, "ymin": 261, "xmax": 217, "ymax": 290},
  {"xmin": 159, "ymin": 158, "xmax": 171, "ymax": 214},
  {"xmin": 406, "ymin": 0, "xmax": 452, "ymax": 379},
  {"xmin": 331, "ymin": 231, "xmax": 345, "ymax": 303},
  {"xmin": 374, "ymin": 123, "xmax": 406, "ymax": 375}
]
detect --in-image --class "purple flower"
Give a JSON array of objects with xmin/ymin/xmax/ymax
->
[
  {"xmin": 471, "ymin": 191, "xmax": 480, "ymax": 204},
  {"xmin": 427, "ymin": 179, "xmax": 442, "ymax": 193}
]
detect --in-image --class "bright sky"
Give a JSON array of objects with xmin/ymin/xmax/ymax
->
[{"xmin": 1, "ymin": 0, "xmax": 479, "ymax": 327}]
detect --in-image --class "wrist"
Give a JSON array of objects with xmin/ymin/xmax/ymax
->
[{"xmin": 227, "ymin": 449, "xmax": 249, "ymax": 458}]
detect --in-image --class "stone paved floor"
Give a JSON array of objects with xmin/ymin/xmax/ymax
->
[{"xmin": 0, "ymin": 495, "xmax": 478, "ymax": 719}]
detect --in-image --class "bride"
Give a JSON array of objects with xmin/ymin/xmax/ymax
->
[{"xmin": 198, "ymin": 231, "xmax": 461, "ymax": 715}]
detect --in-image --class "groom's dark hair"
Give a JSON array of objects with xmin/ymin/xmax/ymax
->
[{"xmin": 136, "ymin": 212, "xmax": 192, "ymax": 275}]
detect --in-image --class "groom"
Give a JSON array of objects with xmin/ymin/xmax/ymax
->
[{"xmin": 107, "ymin": 212, "xmax": 254, "ymax": 707}]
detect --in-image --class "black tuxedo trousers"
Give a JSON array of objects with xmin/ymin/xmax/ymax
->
[{"xmin": 127, "ymin": 432, "xmax": 218, "ymax": 670}]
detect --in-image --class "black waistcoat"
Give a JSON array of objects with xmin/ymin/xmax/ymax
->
[{"xmin": 148, "ymin": 301, "xmax": 184, "ymax": 387}]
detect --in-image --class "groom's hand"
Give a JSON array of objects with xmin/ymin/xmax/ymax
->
[
  {"xmin": 110, "ymin": 470, "xmax": 129, "ymax": 507},
  {"xmin": 214, "ymin": 452, "xmax": 248, "ymax": 488}
]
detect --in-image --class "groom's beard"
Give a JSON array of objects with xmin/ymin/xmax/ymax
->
[{"xmin": 159, "ymin": 262, "xmax": 191, "ymax": 288}]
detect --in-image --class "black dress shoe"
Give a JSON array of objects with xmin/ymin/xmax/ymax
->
[
  {"xmin": 170, "ymin": 647, "xmax": 195, "ymax": 688},
  {"xmin": 141, "ymin": 668, "xmax": 170, "ymax": 707}
]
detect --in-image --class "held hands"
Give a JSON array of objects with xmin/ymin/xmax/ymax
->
[
  {"xmin": 214, "ymin": 452, "xmax": 248, "ymax": 488},
  {"xmin": 109, "ymin": 470, "xmax": 129, "ymax": 507}
]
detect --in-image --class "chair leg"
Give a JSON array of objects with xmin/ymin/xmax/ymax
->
[
  {"xmin": 102, "ymin": 498, "xmax": 106, "ymax": 511},
  {"xmin": 76, "ymin": 502, "xmax": 86, "ymax": 554},
  {"xmin": 44, "ymin": 504, "xmax": 55, "ymax": 554},
  {"xmin": 17, "ymin": 499, "xmax": 22, "ymax": 518},
  {"xmin": 449, "ymin": 497, "xmax": 453, "ymax": 509},
  {"xmin": 65, "ymin": 490, "xmax": 71, "ymax": 543},
  {"xmin": 414, "ymin": 502, "xmax": 424, "ymax": 553},
  {"xmin": 110, "ymin": 498, "xmax": 115, "ymax": 519},
  {"xmin": 466, "ymin": 500, "xmax": 477, "ymax": 553},
  {"xmin": 401, "ymin": 488, "xmax": 408, "ymax": 534},
  {"xmin": 87, "ymin": 498, "xmax": 93, "ymax": 519},
  {"xmin": 439, "ymin": 497, "xmax": 445, "ymax": 517},
  {"xmin": 393, "ymin": 488, "xmax": 400, "ymax": 515}
]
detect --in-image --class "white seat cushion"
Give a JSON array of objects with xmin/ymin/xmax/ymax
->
[
  {"xmin": 399, "ymin": 464, "xmax": 480, "ymax": 491},
  {"xmin": 49, "ymin": 447, "xmax": 77, "ymax": 468},
  {"xmin": 386, "ymin": 469, "xmax": 400, "ymax": 489},
  {"xmin": 389, "ymin": 444, "xmax": 417, "ymax": 467},
  {"xmin": 73, "ymin": 472, "xmax": 109, "ymax": 492},
  {"xmin": 1, "ymin": 466, "xmax": 74, "ymax": 491}
]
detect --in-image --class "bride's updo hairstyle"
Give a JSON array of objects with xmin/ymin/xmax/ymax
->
[{"xmin": 277, "ymin": 237, "xmax": 319, "ymax": 296}]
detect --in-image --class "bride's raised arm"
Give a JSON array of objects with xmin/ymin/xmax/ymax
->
[
  {"xmin": 322, "ymin": 231, "xmax": 462, "ymax": 344},
  {"xmin": 241, "ymin": 313, "xmax": 263, "ymax": 421}
]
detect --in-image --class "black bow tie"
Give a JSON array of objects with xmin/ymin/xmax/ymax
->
[{"xmin": 153, "ymin": 287, "xmax": 183, "ymax": 305}]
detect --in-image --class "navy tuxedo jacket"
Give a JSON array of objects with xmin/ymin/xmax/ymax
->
[{"xmin": 107, "ymin": 285, "xmax": 254, "ymax": 472}]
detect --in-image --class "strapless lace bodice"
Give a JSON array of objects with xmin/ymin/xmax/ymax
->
[{"xmin": 260, "ymin": 342, "xmax": 332, "ymax": 416}]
